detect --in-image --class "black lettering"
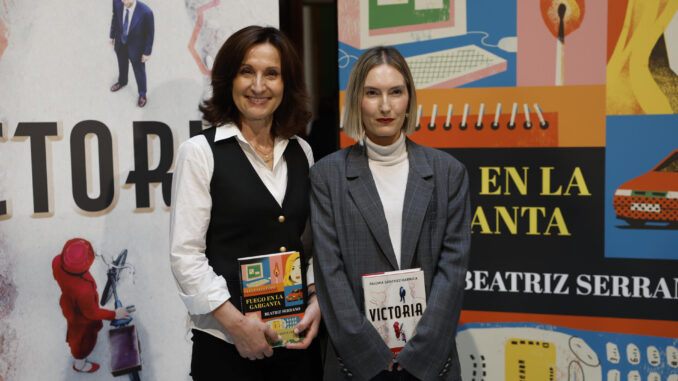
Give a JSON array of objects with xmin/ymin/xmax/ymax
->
[
  {"xmin": 70, "ymin": 120, "xmax": 115, "ymax": 212},
  {"xmin": 14, "ymin": 122, "xmax": 58, "ymax": 213},
  {"xmin": 125, "ymin": 121, "xmax": 174, "ymax": 208}
]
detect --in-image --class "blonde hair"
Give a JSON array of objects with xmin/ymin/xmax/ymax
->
[
  {"xmin": 283, "ymin": 252, "xmax": 301, "ymax": 286},
  {"xmin": 343, "ymin": 46, "xmax": 418, "ymax": 141}
]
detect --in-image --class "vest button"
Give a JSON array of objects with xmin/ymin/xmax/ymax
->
[
  {"xmin": 278, "ymin": 215, "xmax": 285, "ymax": 223},
  {"xmin": 279, "ymin": 246, "xmax": 287, "ymax": 252}
]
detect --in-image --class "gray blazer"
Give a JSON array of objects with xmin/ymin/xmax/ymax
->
[{"xmin": 310, "ymin": 139, "xmax": 471, "ymax": 381}]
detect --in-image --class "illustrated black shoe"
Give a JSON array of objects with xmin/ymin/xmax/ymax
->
[
  {"xmin": 110, "ymin": 83, "xmax": 126, "ymax": 92},
  {"xmin": 138, "ymin": 94, "xmax": 147, "ymax": 107}
]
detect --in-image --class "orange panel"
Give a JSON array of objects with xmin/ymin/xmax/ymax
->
[{"xmin": 459, "ymin": 310, "xmax": 678, "ymax": 337}]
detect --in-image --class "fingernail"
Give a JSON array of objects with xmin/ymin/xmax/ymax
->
[{"xmin": 294, "ymin": 328, "xmax": 299, "ymax": 334}]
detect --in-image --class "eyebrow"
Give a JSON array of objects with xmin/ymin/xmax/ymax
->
[
  {"xmin": 363, "ymin": 85, "xmax": 405, "ymax": 91},
  {"xmin": 239, "ymin": 64, "xmax": 281, "ymax": 71}
]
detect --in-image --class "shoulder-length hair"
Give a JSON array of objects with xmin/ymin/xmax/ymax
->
[
  {"xmin": 199, "ymin": 26, "xmax": 310, "ymax": 138},
  {"xmin": 343, "ymin": 46, "xmax": 417, "ymax": 141}
]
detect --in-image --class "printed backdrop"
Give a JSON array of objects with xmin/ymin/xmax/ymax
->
[
  {"xmin": 338, "ymin": 0, "xmax": 678, "ymax": 379},
  {"xmin": 0, "ymin": 0, "xmax": 278, "ymax": 379}
]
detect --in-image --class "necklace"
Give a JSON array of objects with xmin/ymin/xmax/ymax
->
[{"xmin": 251, "ymin": 143, "xmax": 273, "ymax": 162}]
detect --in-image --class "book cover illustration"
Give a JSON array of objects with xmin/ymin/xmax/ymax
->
[
  {"xmin": 238, "ymin": 251, "xmax": 306, "ymax": 347},
  {"xmin": 362, "ymin": 268, "xmax": 426, "ymax": 355}
]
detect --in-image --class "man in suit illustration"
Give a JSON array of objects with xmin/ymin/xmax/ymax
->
[{"xmin": 109, "ymin": 0, "xmax": 154, "ymax": 107}]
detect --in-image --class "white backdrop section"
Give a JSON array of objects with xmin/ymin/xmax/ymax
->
[{"xmin": 0, "ymin": 0, "xmax": 278, "ymax": 380}]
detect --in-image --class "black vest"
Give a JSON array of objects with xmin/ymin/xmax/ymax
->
[{"xmin": 203, "ymin": 128, "xmax": 310, "ymax": 312}]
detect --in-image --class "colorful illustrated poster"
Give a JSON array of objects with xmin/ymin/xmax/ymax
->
[
  {"xmin": 457, "ymin": 322, "xmax": 678, "ymax": 380},
  {"xmin": 336, "ymin": 0, "xmax": 678, "ymax": 358},
  {"xmin": 0, "ymin": 1, "xmax": 278, "ymax": 379}
]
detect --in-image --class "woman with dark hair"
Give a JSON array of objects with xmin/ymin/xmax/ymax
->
[
  {"xmin": 170, "ymin": 25, "xmax": 321, "ymax": 380},
  {"xmin": 311, "ymin": 46, "xmax": 471, "ymax": 381}
]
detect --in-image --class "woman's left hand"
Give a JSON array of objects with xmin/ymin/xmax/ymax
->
[{"xmin": 286, "ymin": 294, "xmax": 321, "ymax": 349}]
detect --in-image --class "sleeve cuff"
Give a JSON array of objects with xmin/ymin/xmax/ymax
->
[
  {"xmin": 178, "ymin": 275, "xmax": 231, "ymax": 315},
  {"xmin": 306, "ymin": 257, "xmax": 314, "ymax": 285}
]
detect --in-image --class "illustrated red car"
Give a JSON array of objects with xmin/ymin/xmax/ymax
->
[
  {"xmin": 286, "ymin": 289, "xmax": 303, "ymax": 302},
  {"xmin": 613, "ymin": 149, "xmax": 678, "ymax": 227}
]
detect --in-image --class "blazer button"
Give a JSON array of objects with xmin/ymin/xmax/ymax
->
[
  {"xmin": 279, "ymin": 246, "xmax": 287, "ymax": 252},
  {"xmin": 278, "ymin": 215, "xmax": 285, "ymax": 223}
]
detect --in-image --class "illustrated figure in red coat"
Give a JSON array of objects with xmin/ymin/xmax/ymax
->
[{"xmin": 52, "ymin": 238, "xmax": 130, "ymax": 373}]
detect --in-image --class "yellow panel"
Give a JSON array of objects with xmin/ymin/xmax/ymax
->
[{"xmin": 505, "ymin": 338, "xmax": 557, "ymax": 381}]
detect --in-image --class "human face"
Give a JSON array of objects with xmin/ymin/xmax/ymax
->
[
  {"xmin": 290, "ymin": 258, "xmax": 301, "ymax": 284},
  {"xmin": 122, "ymin": 0, "xmax": 135, "ymax": 8},
  {"xmin": 361, "ymin": 64, "xmax": 409, "ymax": 146},
  {"xmin": 232, "ymin": 43, "xmax": 284, "ymax": 128}
]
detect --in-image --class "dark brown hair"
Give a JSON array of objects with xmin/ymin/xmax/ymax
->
[{"xmin": 199, "ymin": 26, "xmax": 310, "ymax": 138}]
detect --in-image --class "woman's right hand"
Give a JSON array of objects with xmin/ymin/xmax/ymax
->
[
  {"xmin": 211, "ymin": 301, "xmax": 281, "ymax": 360},
  {"xmin": 114, "ymin": 306, "xmax": 131, "ymax": 320}
]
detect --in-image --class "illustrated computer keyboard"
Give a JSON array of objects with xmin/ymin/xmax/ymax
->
[{"xmin": 405, "ymin": 44, "xmax": 507, "ymax": 89}]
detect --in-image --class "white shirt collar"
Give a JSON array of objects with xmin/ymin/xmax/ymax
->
[{"xmin": 214, "ymin": 123, "xmax": 295, "ymax": 169}]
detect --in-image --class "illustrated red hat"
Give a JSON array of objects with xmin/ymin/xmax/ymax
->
[{"xmin": 60, "ymin": 238, "xmax": 95, "ymax": 274}]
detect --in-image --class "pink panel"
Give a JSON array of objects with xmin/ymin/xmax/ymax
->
[
  {"xmin": 517, "ymin": 0, "xmax": 607, "ymax": 86},
  {"xmin": 338, "ymin": 0, "xmax": 360, "ymax": 48}
]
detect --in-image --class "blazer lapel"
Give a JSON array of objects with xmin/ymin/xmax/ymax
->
[
  {"xmin": 129, "ymin": 4, "xmax": 142, "ymax": 33},
  {"xmin": 399, "ymin": 139, "xmax": 434, "ymax": 269},
  {"xmin": 346, "ymin": 144, "xmax": 399, "ymax": 270}
]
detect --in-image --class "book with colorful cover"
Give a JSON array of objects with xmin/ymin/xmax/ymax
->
[
  {"xmin": 362, "ymin": 268, "xmax": 426, "ymax": 356},
  {"xmin": 238, "ymin": 251, "xmax": 306, "ymax": 347}
]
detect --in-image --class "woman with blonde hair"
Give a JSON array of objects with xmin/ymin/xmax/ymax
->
[
  {"xmin": 311, "ymin": 46, "xmax": 471, "ymax": 381},
  {"xmin": 284, "ymin": 252, "xmax": 302, "ymax": 286}
]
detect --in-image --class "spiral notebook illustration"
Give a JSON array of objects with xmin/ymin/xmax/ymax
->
[
  {"xmin": 340, "ymin": 102, "xmax": 558, "ymax": 148},
  {"xmin": 406, "ymin": 45, "xmax": 507, "ymax": 89}
]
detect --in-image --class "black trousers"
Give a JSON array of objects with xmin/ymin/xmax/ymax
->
[
  {"xmin": 115, "ymin": 43, "xmax": 147, "ymax": 95},
  {"xmin": 190, "ymin": 329, "xmax": 322, "ymax": 381}
]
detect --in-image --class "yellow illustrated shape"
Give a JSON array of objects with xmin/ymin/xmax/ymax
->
[
  {"xmin": 505, "ymin": 338, "xmax": 557, "ymax": 381},
  {"xmin": 607, "ymin": 0, "xmax": 678, "ymax": 114}
]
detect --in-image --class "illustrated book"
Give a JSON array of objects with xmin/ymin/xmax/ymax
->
[
  {"xmin": 362, "ymin": 268, "xmax": 426, "ymax": 355},
  {"xmin": 238, "ymin": 251, "xmax": 306, "ymax": 347}
]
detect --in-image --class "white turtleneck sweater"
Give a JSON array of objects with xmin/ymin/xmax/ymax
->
[{"xmin": 365, "ymin": 133, "xmax": 409, "ymax": 268}]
